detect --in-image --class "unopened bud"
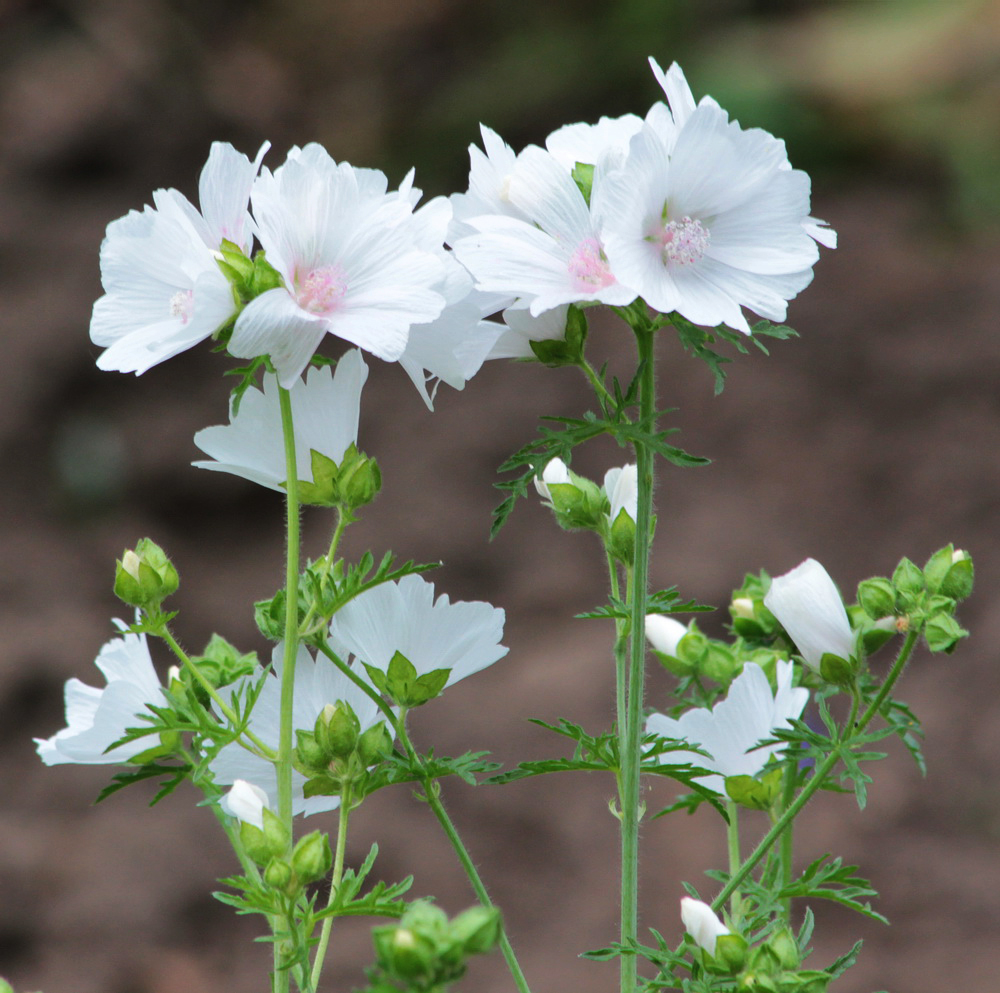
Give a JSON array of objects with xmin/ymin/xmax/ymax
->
[
  {"xmin": 291, "ymin": 830, "xmax": 332, "ymax": 883},
  {"xmin": 113, "ymin": 538, "xmax": 179, "ymax": 609}
]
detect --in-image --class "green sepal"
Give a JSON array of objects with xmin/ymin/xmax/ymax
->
[
  {"xmin": 725, "ymin": 767, "xmax": 783, "ymax": 811},
  {"xmin": 819, "ymin": 652, "xmax": 859, "ymax": 686},
  {"xmin": 357, "ymin": 721, "xmax": 393, "ymax": 766},
  {"xmin": 302, "ymin": 773, "xmax": 343, "ymax": 799},
  {"xmin": 607, "ymin": 506, "xmax": 636, "ymax": 565},
  {"xmin": 703, "ymin": 932, "xmax": 748, "ymax": 975},
  {"xmin": 892, "ymin": 557, "xmax": 924, "ymax": 597},
  {"xmin": 528, "ymin": 304, "xmax": 587, "ymax": 367},
  {"xmin": 263, "ymin": 857, "xmax": 295, "ymax": 895},
  {"xmin": 701, "ymin": 642, "xmax": 741, "ymax": 685},
  {"xmin": 857, "ymin": 577, "xmax": 896, "ymax": 619},
  {"xmin": 295, "ymin": 729, "xmax": 327, "ymax": 772},
  {"xmin": 450, "ymin": 905, "xmax": 501, "ymax": 956},
  {"xmin": 571, "ymin": 162, "xmax": 595, "ymax": 204},
  {"xmin": 923, "ymin": 545, "xmax": 974, "ymax": 600},
  {"xmin": 367, "ymin": 652, "xmax": 451, "ymax": 707},
  {"xmin": 924, "ymin": 613, "xmax": 968, "ymax": 654}
]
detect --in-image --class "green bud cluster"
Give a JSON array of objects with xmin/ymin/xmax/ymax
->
[
  {"xmin": 371, "ymin": 901, "xmax": 501, "ymax": 992},
  {"xmin": 735, "ymin": 928, "xmax": 831, "ymax": 992},
  {"xmin": 173, "ymin": 633, "xmax": 257, "ymax": 705},
  {"xmin": 728, "ymin": 572, "xmax": 782, "ymax": 642},
  {"xmin": 297, "ymin": 444, "xmax": 382, "ymax": 513},
  {"xmin": 240, "ymin": 807, "xmax": 331, "ymax": 896},
  {"xmin": 856, "ymin": 544, "xmax": 973, "ymax": 655},
  {"xmin": 113, "ymin": 538, "xmax": 179, "ymax": 610},
  {"xmin": 295, "ymin": 700, "xmax": 393, "ymax": 800},
  {"xmin": 652, "ymin": 621, "xmax": 782, "ymax": 688},
  {"xmin": 364, "ymin": 651, "xmax": 451, "ymax": 708}
]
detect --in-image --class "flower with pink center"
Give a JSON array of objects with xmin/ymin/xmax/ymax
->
[
  {"xmin": 90, "ymin": 142, "xmax": 268, "ymax": 374},
  {"xmin": 453, "ymin": 145, "xmax": 637, "ymax": 316},
  {"xmin": 228, "ymin": 144, "xmax": 447, "ymax": 387}
]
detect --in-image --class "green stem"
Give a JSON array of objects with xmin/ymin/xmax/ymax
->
[
  {"xmin": 778, "ymin": 759, "xmax": 797, "ymax": 921},
  {"xmin": 711, "ymin": 627, "xmax": 921, "ymax": 913},
  {"xmin": 310, "ymin": 782, "xmax": 353, "ymax": 990},
  {"xmin": 275, "ymin": 384, "xmax": 302, "ymax": 993},
  {"xmin": 607, "ymin": 550, "xmax": 628, "ymax": 743},
  {"xmin": 725, "ymin": 800, "xmax": 742, "ymax": 927},
  {"xmin": 395, "ymin": 711, "xmax": 532, "ymax": 993},
  {"xmin": 620, "ymin": 322, "xmax": 657, "ymax": 993},
  {"xmin": 158, "ymin": 624, "xmax": 277, "ymax": 760},
  {"xmin": 299, "ymin": 508, "xmax": 349, "ymax": 637}
]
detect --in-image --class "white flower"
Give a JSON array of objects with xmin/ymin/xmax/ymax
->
[
  {"xmin": 90, "ymin": 142, "xmax": 267, "ymax": 374},
  {"xmin": 220, "ymin": 779, "xmax": 271, "ymax": 829},
  {"xmin": 453, "ymin": 145, "xmax": 637, "ymax": 317},
  {"xmin": 209, "ymin": 642, "xmax": 383, "ymax": 817},
  {"xmin": 645, "ymin": 660, "xmax": 808, "ymax": 794},
  {"xmin": 228, "ymin": 144, "xmax": 446, "ymax": 387},
  {"xmin": 680, "ymin": 897, "xmax": 730, "ymax": 956},
  {"xmin": 645, "ymin": 614, "xmax": 689, "ymax": 657},
  {"xmin": 396, "ymin": 195, "xmax": 507, "ymax": 408},
  {"xmin": 192, "ymin": 348, "xmax": 367, "ymax": 492},
  {"xmin": 603, "ymin": 464, "xmax": 637, "ymax": 524},
  {"xmin": 764, "ymin": 558, "xmax": 855, "ymax": 670},
  {"xmin": 545, "ymin": 113, "xmax": 644, "ymax": 171},
  {"xmin": 35, "ymin": 622, "xmax": 164, "ymax": 765},
  {"xmin": 327, "ymin": 574, "xmax": 507, "ymax": 692},
  {"xmin": 533, "ymin": 457, "xmax": 572, "ymax": 501},
  {"xmin": 449, "ymin": 125, "xmax": 533, "ymax": 243},
  {"xmin": 598, "ymin": 61, "xmax": 825, "ymax": 332}
]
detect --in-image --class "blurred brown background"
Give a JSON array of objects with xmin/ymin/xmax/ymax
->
[{"xmin": 2, "ymin": 1, "xmax": 1000, "ymax": 991}]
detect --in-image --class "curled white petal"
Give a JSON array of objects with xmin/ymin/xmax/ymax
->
[
  {"xmin": 680, "ymin": 897, "xmax": 729, "ymax": 955},
  {"xmin": 220, "ymin": 779, "xmax": 271, "ymax": 829},
  {"xmin": 764, "ymin": 558, "xmax": 855, "ymax": 670}
]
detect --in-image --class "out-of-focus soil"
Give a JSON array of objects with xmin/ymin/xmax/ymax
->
[{"xmin": 2, "ymin": 4, "xmax": 1000, "ymax": 993}]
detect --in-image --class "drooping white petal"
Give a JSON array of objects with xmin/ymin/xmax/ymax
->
[
  {"xmin": 533, "ymin": 457, "xmax": 571, "ymax": 500},
  {"xmin": 680, "ymin": 897, "xmax": 730, "ymax": 955},
  {"xmin": 645, "ymin": 615, "xmax": 689, "ymax": 657},
  {"xmin": 764, "ymin": 559, "xmax": 855, "ymax": 670},
  {"xmin": 35, "ymin": 623, "xmax": 163, "ymax": 765},
  {"xmin": 327, "ymin": 575, "xmax": 507, "ymax": 691},
  {"xmin": 220, "ymin": 779, "xmax": 271, "ymax": 829},
  {"xmin": 193, "ymin": 348, "xmax": 368, "ymax": 491},
  {"xmin": 645, "ymin": 660, "xmax": 808, "ymax": 794},
  {"xmin": 603, "ymin": 464, "xmax": 637, "ymax": 523}
]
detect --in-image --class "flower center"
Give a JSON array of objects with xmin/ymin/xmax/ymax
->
[
  {"xmin": 649, "ymin": 215, "xmax": 710, "ymax": 266},
  {"xmin": 567, "ymin": 237, "xmax": 615, "ymax": 291},
  {"xmin": 169, "ymin": 289, "xmax": 194, "ymax": 324},
  {"xmin": 296, "ymin": 264, "xmax": 348, "ymax": 316}
]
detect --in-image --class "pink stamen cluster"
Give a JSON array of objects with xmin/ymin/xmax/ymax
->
[
  {"xmin": 169, "ymin": 289, "xmax": 195, "ymax": 325},
  {"xmin": 296, "ymin": 264, "xmax": 348, "ymax": 316},
  {"xmin": 568, "ymin": 237, "xmax": 616, "ymax": 292},
  {"xmin": 654, "ymin": 216, "xmax": 710, "ymax": 266}
]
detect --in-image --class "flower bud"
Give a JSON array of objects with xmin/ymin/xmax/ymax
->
[
  {"xmin": 856, "ymin": 577, "xmax": 896, "ymax": 619},
  {"xmin": 221, "ymin": 779, "xmax": 270, "ymax": 830},
  {"xmin": 764, "ymin": 559, "xmax": 855, "ymax": 672},
  {"xmin": 263, "ymin": 857, "xmax": 295, "ymax": 893},
  {"xmin": 315, "ymin": 701, "xmax": 361, "ymax": 759},
  {"xmin": 892, "ymin": 556, "xmax": 924, "ymax": 597},
  {"xmin": 939, "ymin": 548, "xmax": 973, "ymax": 601},
  {"xmin": 113, "ymin": 538, "xmax": 179, "ymax": 609},
  {"xmin": 680, "ymin": 897, "xmax": 729, "ymax": 956},
  {"xmin": 357, "ymin": 721, "xmax": 393, "ymax": 766},
  {"xmin": 534, "ymin": 458, "xmax": 606, "ymax": 531},
  {"xmin": 645, "ymin": 615, "xmax": 687, "ymax": 657},
  {"xmin": 291, "ymin": 830, "xmax": 332, "ymax": 884}
]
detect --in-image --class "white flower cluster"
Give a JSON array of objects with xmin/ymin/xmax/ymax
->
[
  {"xmin": 450, "ymin": 57, "xmax": 834, "ymax": 342},
  {"xmin": 90, "ymin": 143, "xmax": 505, "ymax": 409},
  {"xmin": 91, "ymin": 57, "xmax": 833, "ymax": 413}
]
